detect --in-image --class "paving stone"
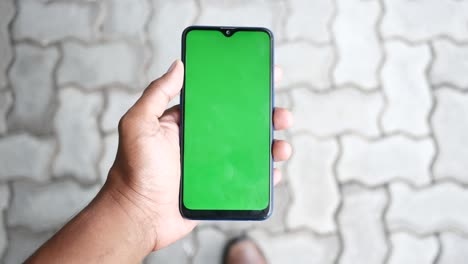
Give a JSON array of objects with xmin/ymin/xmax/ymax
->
[
  {"xmin": 0, "ymin": 185, "xmax": 10, "ymax": 256},
  {"xmin": 0, "ymin": 184, "xmax": 9, "ymax": 209},
  {"xmin": 0, "ymin": 133, "xmax": 54, "ymax": 181},
  {"xmin": 101, "ymin": 0, "xmax": 150, "ymax": 40},
  {"xmin": 276, "ymin": 43, "xmax": 333, "ymax": 90},
  {"xmin": 7, "ymin": 180, "xmax": 100, "ymax": 232},
  {"xmin": 102, "ymin": 90, "xmax": 140, "ymax": 133},
  {"xmin": 387, "ymin": 182, "xmax": 468, "ymax": 234},
  {"xmin": 58, "ymin": 42, "xmax": 144, "ymax": 90},
  {"xmin": 53, "ymin": 87, "xmax": 102, "ymax": 182},
  {"xmin": 433, "ymin": 89, "xmax": 468, "ymax": 183},
  {"xmin": 4, "ymin": 228, "xmax": 55, "ymax": 264},
  {"xmin": 333, "ymin": 0, "xmax": 382, "ymax": 89},
  {"xmin": 250, "ymin": 230, "xmax": 339, "ymax": 264},
  {"xmin": 99, "ymin": 132, "xmax": 118, "ymax": 183},
  {"xmin": 438, "ymin": 233, "xmax": 468, "ymax": 264},
  {"xmin": 338, "ymin": 135, "xmax": 434, "ymax": 186},
  {"xmin": 0, "ymin": 0, "xmax": 14, "ymax": 90},
  {"xmin": 431, "ymin": 40, "xmax": 468, "ymax": 90},
  {"xmin": 145, "ymin": 233, "xmax": 194, "ymax": 264},
  {"xmin": 287, "ymin": 135, "xmax": 339, "ymax": 233},
  {"xmin": 8, "ymin": 44, "xmax": 59, "ymax": 134},
  {"xmin": 147, "ymin": 0, "xmax": 197, "ymax": 80},
  {"xmin": 0, "ymin": 90, "xmax": 12, "ymax": 134},
  {"xmin": 198, "ymin": 0, "xmax": 285, "ymax": 38},
  {"xmin": 388, "ymin": 233, "xmax": 438, "ymax": 264},
  {"xmin": 381, "ymin": 0, "xmax": 468, "ymax": 41},
  {"xmin": 193, "ymin": 227, "xmax": 227, "ymax": 264},
  {"xmin": 13, "ymin": 0, "xmax": 98, "ymax": 44},
  {"xmin": 338, "ymin": 184, "xmax": 388, "ymax": 264},
  {"xmin": 0, "ymin": 215, "xmax": 6, "ymax": 259},
  {"xmin": 285, "ymin": 0, "xmax": 333, "ymax": 43},
  {"xmin": 382, "ymin": 41, "xmax": 432, "ymax": 135},
  {"xmin": 291, "ymin": 87, "xmax": 383, "ymax": 136},
  {"xmin": 0, "ymin": 185, "xmax": 9, "ymax": 258}
]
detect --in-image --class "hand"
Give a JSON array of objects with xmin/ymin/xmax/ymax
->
[{"xmin": 106, "ymin": 60, "xmax": 293, "ymax": 251}]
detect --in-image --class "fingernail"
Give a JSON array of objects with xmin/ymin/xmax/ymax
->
[{"xmin": 167, "ymin": 60, "xmax": 177, "ymax": 73}]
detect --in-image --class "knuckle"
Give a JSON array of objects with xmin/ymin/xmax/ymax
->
[
  {"xmin": 147, "ymin": 78, "xmax": 163, "ymax": 91},
  {"xmin": 118, "ymin": 113, "xmax": 132, "ymax": 132}
]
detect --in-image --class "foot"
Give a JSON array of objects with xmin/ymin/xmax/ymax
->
[{"xmin": 222, "ymin": 236, "xmax": 268, "ymax": 264}]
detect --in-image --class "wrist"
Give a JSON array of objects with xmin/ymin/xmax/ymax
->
[
  {"xmin": 99, "ymin": 171, "xmax": 158, "ymax": 252},
  {"xmin": 27, "ymin": 172, "xmax": 157, "ymax": 263}
]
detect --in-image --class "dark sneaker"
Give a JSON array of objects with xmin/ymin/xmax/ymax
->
[{"xmin": 222, "ymin": 236, "xmax": 268, "ymax": 264}]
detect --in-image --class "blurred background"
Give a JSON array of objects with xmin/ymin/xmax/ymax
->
[{"xmin": 1, "ymin": 0, "xmax": 468, "ymax": 263}]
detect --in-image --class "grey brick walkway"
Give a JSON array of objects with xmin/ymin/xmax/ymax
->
[{"xmin": 1, "ymin": 0, "xmax": 468, "ymax": 263}]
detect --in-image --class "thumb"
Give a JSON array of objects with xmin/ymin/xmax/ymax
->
[{"xmin": 135, "ymin": 60, "xmax": 184, "ymax": 119}]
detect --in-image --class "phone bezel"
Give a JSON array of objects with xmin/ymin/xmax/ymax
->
[{"xmin": 179, "ymin": 26, "xmax": 275, "ymax": 220}]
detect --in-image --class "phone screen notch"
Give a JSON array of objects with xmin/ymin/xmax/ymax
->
[{"xmin": 220, "ymin": 27, "xmax": 236, "ymax": 37}]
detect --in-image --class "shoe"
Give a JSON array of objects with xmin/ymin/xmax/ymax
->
[{"xmin": 222, "ymin": 235, "xmax": 268, "ymax": 264}]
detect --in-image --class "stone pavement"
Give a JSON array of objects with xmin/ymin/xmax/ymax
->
[{"xmin": 1, "ymin": 0, "xmax": 468, "ymax": 263}]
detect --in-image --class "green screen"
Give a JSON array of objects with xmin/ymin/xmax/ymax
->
[{"xmin": 183, "ymin": 29, "xmax": 271, "ymax": 211}]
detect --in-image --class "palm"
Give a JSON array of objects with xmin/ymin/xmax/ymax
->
[
  {"xmin": 147, "ymin": 115, "xmax": 197, "ymax": 250},
  {"xmin": 115, "ymin": 110, "xmax": 196, "ymax": 251}
]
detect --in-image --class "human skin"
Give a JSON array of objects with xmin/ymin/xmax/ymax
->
[{"xmin": 26, "ymin": 60, "xmax": 293, "ymax": 264}]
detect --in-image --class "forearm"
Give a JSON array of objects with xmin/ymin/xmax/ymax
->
[{"xmin": 26, "ymin": 179, "xmax": 155, "ymax": 264}]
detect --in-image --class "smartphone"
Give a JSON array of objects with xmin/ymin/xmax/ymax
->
[{"xmin": 179, "ymin": 26, "xmax": 274, "ymax": 220}]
